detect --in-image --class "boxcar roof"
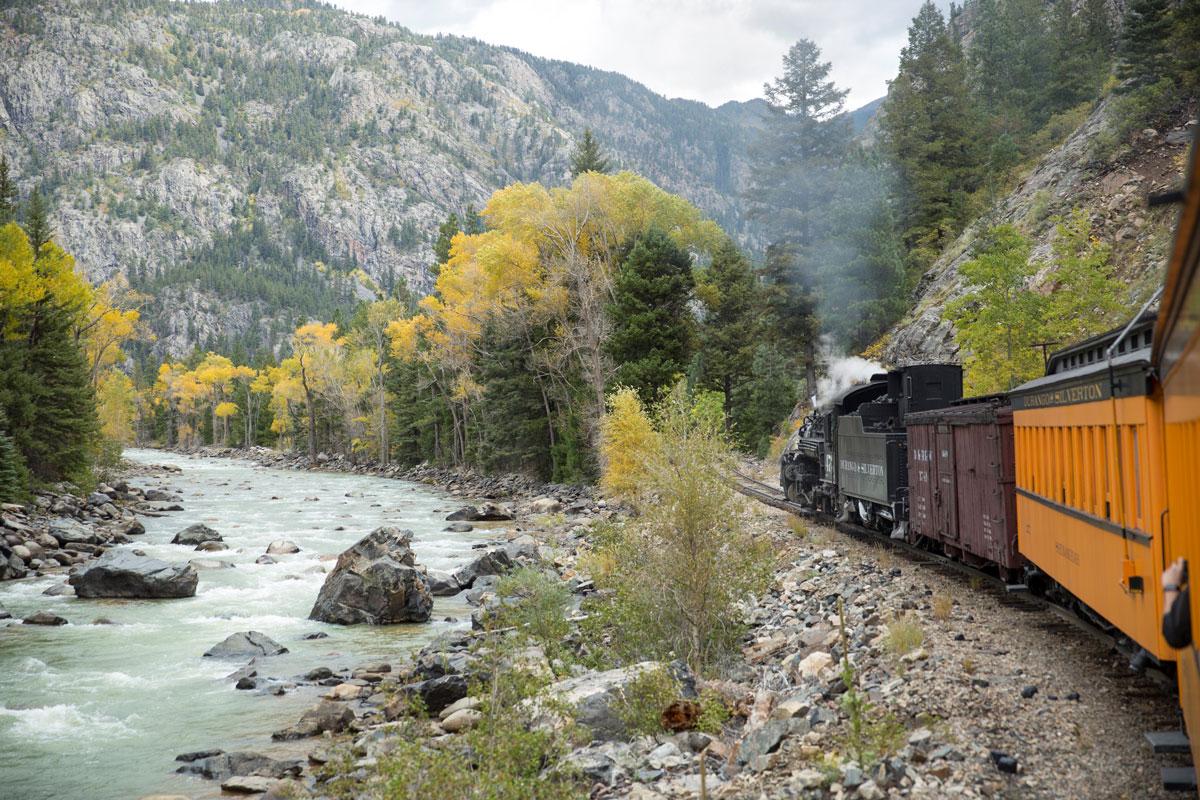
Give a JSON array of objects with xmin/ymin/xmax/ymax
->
[{"xmin": 906, "ymin": 398, "xmax": 1010, "ymax": 426}]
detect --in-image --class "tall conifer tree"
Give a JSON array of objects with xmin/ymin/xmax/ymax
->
[
  {"xmin": 0, "ymin": 158, "xmax": 17, "ymax": 225},
  {"xmin": 606, "ymin": 229, "xmax": 694, "ymax": 403},
  {"xmin": 881, "ymin": 1, "xmax": 982, "ymax": 261},
  {"xmin": 569, "ymin": 129, "xmax": 610, "ymax": 177},
  {"xmin": 697, "ymin": 238, "xmax": 760, "ymax": 432}
]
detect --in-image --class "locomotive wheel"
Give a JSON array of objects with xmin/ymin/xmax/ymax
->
[{"xmin": 785, "ymin": 482, "xmax": 800, "ymax": 503}]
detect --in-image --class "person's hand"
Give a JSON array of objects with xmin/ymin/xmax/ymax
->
[{"xmin": 1163, "ymin": 557, "xmax": 1186, "ymax": 590}]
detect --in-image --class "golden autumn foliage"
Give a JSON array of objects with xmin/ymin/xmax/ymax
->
[{"xmin": 598, "ymin": 387, "xmax": 660, "ymax": 501}]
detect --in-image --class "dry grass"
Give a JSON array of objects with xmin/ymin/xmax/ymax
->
[
  {"xmin": 884, "ymin": 613, "xmax": 925, "ymax": 657},
  {"xmin": 786, "ymin": 516, "xmax": 808, "ymax": 539},
  {"xmin": 873, "ymin": 546, "xmax": 897, "ymax": 573},
  {"xmin": 961, "ymin": 657, "xmax": 976, "ymax": 675},
  {"xmin": 931, "ymin": 594, "xmax": 953, "ymax": 621}
]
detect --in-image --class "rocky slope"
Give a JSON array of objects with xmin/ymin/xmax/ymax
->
[
  {"xmin": 0, "ymin": 0, "xmax": 765, "ymax": 357},
  {"xmin": 883, "ymin": 102, "xmax": 1196, "ymax": 365}
]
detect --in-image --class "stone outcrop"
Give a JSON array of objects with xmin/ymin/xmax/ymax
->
[
  {"xmin": 883, "ymin": 102, "xmax": 1194, "ymax": 366},
  {"xmin": 68, "ymin": 550, "xmax": 198, "ymax": 598},
  {"xmin": 308, "ymin": 526, "xmax": 432, "ymax": 625},
  {"xmin": 271, "ymin": 700, "xmax": 356, "ymax": 741}
]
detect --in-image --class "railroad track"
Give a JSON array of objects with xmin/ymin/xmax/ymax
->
[{"xmin": 727, "ymin": 468, "xmax": 1174, "ymax": 687}]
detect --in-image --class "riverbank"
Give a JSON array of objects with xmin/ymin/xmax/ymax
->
[{"xmin": 0, "ymin": 461, "xmax": 183, "ymax": 598}]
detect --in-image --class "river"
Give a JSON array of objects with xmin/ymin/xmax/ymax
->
[{"xmin": 0, "ymin": 448, "xmax": 487, "ymax": 800}]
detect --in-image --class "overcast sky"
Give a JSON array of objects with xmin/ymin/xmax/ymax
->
[{"xmin": 326, "ymin": 0, "xmax": 948, "ymax": 111}]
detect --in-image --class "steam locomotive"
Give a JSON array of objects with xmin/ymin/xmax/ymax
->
[{"xmin": 779, "ymin": 364, "xmax": 963, "ymax": 539}]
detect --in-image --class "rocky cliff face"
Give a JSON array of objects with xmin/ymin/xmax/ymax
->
[
  {"xmin": 0, "ymin": 0, "xmax": 765, "ymax": 357},
  {"xmin": 882, "ymin": 102, "xmax": 1195, "ymax": 366}
]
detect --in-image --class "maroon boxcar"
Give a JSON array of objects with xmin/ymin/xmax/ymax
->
[{"xmin": 905, "ymin": 400, "xmax": 1023, "ymax": 580}]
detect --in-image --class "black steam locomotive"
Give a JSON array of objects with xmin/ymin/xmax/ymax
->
[{"xmin": 779, "ymin": 364, "xmax": 963, "ymax": 537}]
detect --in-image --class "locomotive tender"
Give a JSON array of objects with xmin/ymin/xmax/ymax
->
[{"xmin": 780, "ymin": 137, "xmax": 1200, "ymax": 788}]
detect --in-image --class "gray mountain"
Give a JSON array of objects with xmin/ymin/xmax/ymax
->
[{"xmin": 0, "ymin": 0, "xmax": 766, "ymax": 356}]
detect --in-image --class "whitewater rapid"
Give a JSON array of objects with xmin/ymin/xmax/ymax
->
[{"xmin": 0, "ymin": 449, "xmax": 485, "ymax": 800}]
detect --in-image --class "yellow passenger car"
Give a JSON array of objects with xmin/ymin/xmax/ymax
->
[
  {"xmin": 1010, "ymin": 316, "xmax": 1172, "ymax": 661},
  {"xmin": 1153, "ymin": 140, "xmax": 1200, "ymax": 774}
]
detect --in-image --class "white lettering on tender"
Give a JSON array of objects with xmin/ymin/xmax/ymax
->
[{"xmin": 840, "ymin": 459, "xmax": 885, "ymax": 477}]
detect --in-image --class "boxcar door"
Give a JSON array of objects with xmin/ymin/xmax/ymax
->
[{"xmin": 936, "ymin": 424, "xmax": 958, "ymax": 540}]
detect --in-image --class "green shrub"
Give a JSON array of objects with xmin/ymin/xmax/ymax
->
[
  {"xmin": 490, "ymin": 566, "xmax": 573, "ymax": 665},
  {"xmin": 612, "ymin": 666, "xmax": 681, "ymax": 736},
  {"xmin": 695, "ymin": 687, "xmax": 731, "ymax": 735},
  {"xmin": 592, "ymin": 382, "xmax": 777, "ymax": 672}
]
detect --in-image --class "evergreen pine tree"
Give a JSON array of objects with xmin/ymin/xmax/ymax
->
[
  {"xmin": 606, "ymin": 229, "xmax": 695, "ymax": 403},
  {"xmin": 0, "ymin": 157, "xmax": 17, "ymax": 225},
  {"xmin": 569, "ymin": 129, "xmax": 610, "ymax": 177},
  {"xmin": 748, "ymin": 38, "xmax": 850, "ymax": 248},
  {"xmin": 0, "ymin": 408, "xmax": 29, "ymax": 503},
  {"xmin": 1118, "ymin": 0, "xmax": 1174, "ymax": 88},
  {"xmin": 1, "ymin": 297, "xmax": 98, "ymax": 483},
  {"xmin": 462, "ymin": 204, "xmax": 485, "ymax": 235},
  {"xmin": 475, "ymin": 319, "xmax": 553, "ymax": 477},
  {"xmin": 23, "ymin": 185, "xmax": 52, "ymax": 251},
  {"xmin": 432, "ymin": 212, "xmax": 460, "ymax": 275},
  {"xmin": 697, "ymin": 238, "xmax": 761, "ymax": 435},
  {"xmin": 881, "ymin": 1, "xmax": 982, "ymax": 262},
  {"xmin": 731, "ymin": 343, "xmax": 796, "ymax": 456},
  {"xmin": 1171, "ymin": 0, "xmax": 1200, "ymax": 98},
  {"xmin": 759, "ymin": 242, "xmax": 820, "ymax": 394}
]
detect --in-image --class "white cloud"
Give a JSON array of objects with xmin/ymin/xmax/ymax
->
[{"xmin": 327, "ymin": 0, "xmax": 948, "ymax": 109}]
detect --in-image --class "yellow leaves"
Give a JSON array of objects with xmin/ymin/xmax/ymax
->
[
  {"xmin": 387, "ymin": 317, "xmax": 421, "ymax": 361},
  {"xmin": 96, "ymin": 369, "xmax": 136, "ymax": 444},
  {"xmin": 0, "ymin": 224, "xmax": 96, "ymax": 339},
  {"xmin": 214, "ymin": 401, "xmax": 238, "ymax": 419},
  {"xmin": 599, "ymin": 387, "xmax": 661, "ymax": 501},
  {"xmin": 482, "ymin": 181, "xmax": 553, "ymax": 245},
  {"xmin": 0, "ymin": 224, "xmax": 42, "ymax": 335}
]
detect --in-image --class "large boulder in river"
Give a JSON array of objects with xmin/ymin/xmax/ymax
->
[
  {"xmin": 308, "ymin": 526, "xmax": 433, "ymax": 625},
  {"xmin": 204, "ymin": 631, "xmax": 289, "ymax": 659},
  {"xmin": 172, "ymin": 523, "xmax": 223, "ymax": 546},
  {"xmin": 175, "ymin": 749, "xmax": 303, "ymax": 780},
  {"xmin": 69, "ymin": 551, "xmax": 198, "ymax": 598}
]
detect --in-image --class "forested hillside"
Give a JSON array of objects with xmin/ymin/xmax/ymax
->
[
  {"xmin": 748, "ymin": 0, "xmax": 1198, "ymax": 395},
  {"xmin": 0, "ymin": 0, "xmax": 764, "ymax": 358}
]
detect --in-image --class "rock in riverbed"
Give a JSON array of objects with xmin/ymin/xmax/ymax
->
[
  {"xmin": 272, "ymin": 700, "xmax": 356, "ymax": 740},
  {"xmin": 204, "ymin": 631, "xmax": 289, "ymax": 659},
  {"xmin": 69, "ymin": 551, "xmax": 198, "ymax": 598},
  {"xmin": 266, "ymin": 540, "xmax": 299, "ymax": 555},
  {"xmin": 176, "ymin": 749, "xmax": 302, "ymax": 780},
  {"xmin": 445, "ymin": 502, "xmax": 514, "ymax": 522},
  {"xmin": 308, "ymin": 526, "xmax": 432, "ymax": 625},
  {"xmin": 23, "ymin": 610, "xmax": 67, "ymax": 626},
  {"xmin": 172, "ymin": 523, "xmax": 223, "ymax": 546}
]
